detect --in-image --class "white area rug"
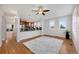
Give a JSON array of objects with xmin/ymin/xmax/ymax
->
[{"xmin": 23, "ymin": 36, "xmax": 63, "ymax": 54}]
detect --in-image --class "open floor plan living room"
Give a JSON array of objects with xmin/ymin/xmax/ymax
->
[{"xmin": 0, "ymin": 4, "xmax": 79, "ymax": 54}]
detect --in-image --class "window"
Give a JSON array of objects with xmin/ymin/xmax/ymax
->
[
  {"xmin": 49, "ymin": 20, "xmax": 55, "ymax": 29},
  {"xmin": 59, "ymin": 17, "xmax": 67, "ymax": 29}
]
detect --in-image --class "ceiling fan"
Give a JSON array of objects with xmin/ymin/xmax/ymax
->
[{"xmin": 32, "ymin": 6, "xmax": 50, "ymax": 15}]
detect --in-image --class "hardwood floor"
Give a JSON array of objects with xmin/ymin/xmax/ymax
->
[
  {"xmin": 0, "ymin": 32, "xmax": 77, "ymax": 54},
  {"xmin": 59, "ymin": 39, "xmax": 76, "ymax": 54},
  {"xmin": 0, "ymin": 32, "xmax": 33, "ymax": 54}
]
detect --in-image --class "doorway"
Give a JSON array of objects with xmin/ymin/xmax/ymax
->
[{"xmin": 5, "ymin": 16, "xmax": 16, "ymax": 43}]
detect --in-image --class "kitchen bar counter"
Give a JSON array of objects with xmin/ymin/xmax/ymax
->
[{"xmin": 17, "ymin": 30, "xmax": 42, "ymax": 42}]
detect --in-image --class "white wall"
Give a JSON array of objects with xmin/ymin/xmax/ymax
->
[
  {"xmin": 0, "ymin": 10, "xmax": 4, "ymax": 47},
  {"xmin": 72, "ymin": 6, "xmax": 79, "ymax": 53},
  {"xmin": 2, "ymin": 16, "xmax": 6, "ymax": 41},
  {"xmin": 43, "ymin": 15, "xmax": 72, "ymax": 38},
  {"xmin": 0, "ymin": 12, "xmax": 2, "ymax": 47}
]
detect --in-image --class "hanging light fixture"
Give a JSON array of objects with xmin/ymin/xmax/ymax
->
[{"xmin": 32, "ymin": 6, "xmax": 50, "ymax": 15}]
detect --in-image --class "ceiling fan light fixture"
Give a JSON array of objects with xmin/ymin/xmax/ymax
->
[{"xmin": 32, "ymin": 6, "xmax": 50, "ymax": 15}]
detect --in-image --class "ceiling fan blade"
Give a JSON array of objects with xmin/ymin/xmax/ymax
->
[
  {"xmin": 43, "ymin": 10, "xmax": 50, "ymax": 12},
  {"xmin": 42, "ymin": 13, "xmax": 45, "ymax": 15},
  {"xmin": 36, "ymin": 13, "xmax": 39, "ymax": 15}
]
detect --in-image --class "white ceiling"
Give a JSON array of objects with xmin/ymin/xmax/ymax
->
[{"xmin": 0, "ymin": 4, "xmax": 74, "ymax": 21}]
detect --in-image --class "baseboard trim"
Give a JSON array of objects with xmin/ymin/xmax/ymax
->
[
  {"xmin": 19, "ymin": 35, "xmax": 42, "ymax": 43},
  {"xmin": 43, "ymin": 34, "xmax": 66, "ymax": 40}
]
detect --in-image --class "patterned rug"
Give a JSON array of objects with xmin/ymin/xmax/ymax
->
[{"xmin": 23, "ymin": 36, "xmax": 63, "ymax": 54}]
